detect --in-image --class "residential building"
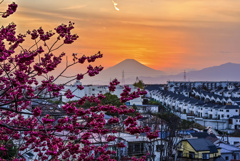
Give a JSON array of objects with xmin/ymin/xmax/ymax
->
[
  {"xmin": 217, "ymin": 143, "xmax": 240, "ymax": 161},
  {"xmin": 177, "ymin": 138, "xmax": 222, "ymax": 161}
]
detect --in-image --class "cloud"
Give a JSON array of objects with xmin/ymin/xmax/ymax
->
[
  {"xmin": 112, "ymin": 0, "xmax": 119, "ymax": 11},
  {"xmin": 7, "ymin": 0, "xmax": 240, "ymax": 72},
  {"xmin": 58, "ymin": 5, "xmax": 87, "ymax": 10}
]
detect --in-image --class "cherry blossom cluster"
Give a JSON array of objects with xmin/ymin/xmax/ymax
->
[
  {"xmin": 147, "ymin": 131, "xmax": 160, "ymax": 140},
  {"xmin": 1, "ymin": 2, "xmax": 17, "ymax": 18},
  {"xmin": 0, "ymin": 2, "xmax": 157, "ymax": 160},
  {"xmin": 120, "ymin": 86, "xmax": 147, "ymax": 103},
  {"xmin": 87, "ymin": 64, "xmax": 104, "ymax": 77},
  {"xmin": 109, "ymin": 78, "xmax": 120, "ymax": 91}
]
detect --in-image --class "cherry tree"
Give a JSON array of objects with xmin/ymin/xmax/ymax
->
[{"xmin": 0, "ymin": 1, "xmax": 158, "ymax": 160}]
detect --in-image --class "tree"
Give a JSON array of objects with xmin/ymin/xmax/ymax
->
[
  {"xmin": 0, "ymin": 140, "xmax": 18, "ymax": 159},
  {"xmin": 133, "ymin": 79, "xmax": 144, "ymax": 89},
  {"xmin": 101, "ymin": 92, "xmax": 123, "ymax": 108},
  {"xmin": 0, "ymin": 1, "xmax": 157, "ymax": 160},
  {"xmin": 151, "ymin": 113, "xmax": 181, "ymax": 161}
]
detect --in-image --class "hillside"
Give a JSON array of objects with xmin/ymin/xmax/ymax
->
[{"xmin": 82, "ymin": 62, "xmax": 240, "ymax": 85}]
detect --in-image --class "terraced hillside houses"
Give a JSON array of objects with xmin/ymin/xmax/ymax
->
[
  {"xmin": 145, "ymin": 82, "xmax": 240, "ymax": 132},
  {"xmin": 168, "ymin": 81, "xmax": 240, "ymax": 91}
]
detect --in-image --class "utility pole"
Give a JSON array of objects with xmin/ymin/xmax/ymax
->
[
  {"xmin": 184, "ymin": 70, "xmax": 186, "ymax": 82},
  {"xmin": 122, "ymin": 70, "xmax": 125, "ymax": 86}
]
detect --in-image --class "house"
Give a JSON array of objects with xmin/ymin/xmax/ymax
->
[
  {"xmin": 168, "ymin": 81, "xmax": 240, "ymax": 90},
  {"xmin": 207, "ymin": 104, "xmax": 222, "ymax": 119},
  {"xmin": 177, "ymin": 138, "xmax": 222, "ymax": 161},
  {"xmin": 229, "ymin": 98, "xmax": 240, "ymax": 106},
  {"xmin": 217, "ymin": 143, "xmax": 240, "ymax": 161},
  {"xmin": 90, "ymin": 132, "xmax": 169, "ymax": 161},
  {"xmin": 215, "ymin": 89, "xmax": 224, "ymax": 97},
  {"xmin": 223, "ymin": 89, "xmax": 232, "ymax": 98},
  {"xmin": 62, "ymin": 82, "xmax": 144, "ymax": 105},
  {"xmin": 198, "ymin": 104, "xmax": 212, "ymax": 118},
  {"xmin": 134, "ymin": 104, "xmax": 159, "ymax": 113},
  {"xmin": 229, "ymin": 116, "xmax": 240, "ymax": 130},
  {"xmin": 210, "ymin": 95, "xmax": 217, "ymax": 103},
  {"xmin": 190, "ymin": 131, "xmax": 219, "ymax": 144},
  {"xmin": 204, "ymin": 93, "xmax": 212, "ymax": 103},
  {"xmin": 221, "ymin": 97, "xmax": 228, "ymax": 105},
  {"xmin": 147, "ymin": 86, "xmax": 240, "ymax": 131},
  {"xmin": 113, "ymin": 85, "xmax": 144, "ymax": 105},
  {"xmin": 215, "ymin": 97, "xmax": 223, "ymax": 105},
  {"xmin": 232, "ymin": 89, "xmax": 240, "ymax": 98},
  {"xmin": 193, "ymin": 90, "xmax": 201, "ymax": 99},
  {"xmin": 62, "ymin": 80, "xmax": 85, "ymax": 101},
  {"xmin": 217, "ymin": 105, "xmax": 240, "ymax": 120}
]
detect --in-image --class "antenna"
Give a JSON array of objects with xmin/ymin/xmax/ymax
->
[
  {"xmin": 122, "ymin": 70, "xmax": 125, "ymax": 86},
  {"xmin": 184, "ymin": 70, "xmax": 186, "ymax": 82},
  {"xmin": 136, "ymin": 76, "xmax": 139, "ymax": 82}
]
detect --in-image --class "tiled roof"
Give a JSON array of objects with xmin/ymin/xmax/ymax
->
[
  {"xmin": 213, "ymin": 157, "xmax": 225, "ymax": 161},
  {"xmin": 230, "ymin": 115, "xmax": 240, "ymax": 119},
  {"xmin": 217, "ymin": 143, "xmax": 240, "ymax": 153},
  {"xmin": 220, "ymin": 105, "xmax": 240, "ymax": 109},
  {"xmin": 145, "ymin": 85, "xmax": 162, "ymax": 91},
  {"xmin": 230, "ymin": 97, "xmax": 240, "ymax": 101},
  {"xmin": 191, "ymin": 132, "xmax": 217, "ymax": 139},
  {"xmin": 186, "ymin": 138, "xmax": 219, "ymax": 153},
  {"xmin": 190, "ymin": 132, "xmax": 218, "ymax": 143}
]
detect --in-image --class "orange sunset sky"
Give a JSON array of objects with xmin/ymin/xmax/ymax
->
[{"xmin": 2, "ymin": 0, "xmax": 240, "ymax": 74}]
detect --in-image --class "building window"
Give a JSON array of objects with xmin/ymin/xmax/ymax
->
[
  {"xmin": 225, "ymin": 156, "xmax": 229, "ymax": 160},
  {"xmin": 222, "ymin": 114, "xmax": 224, "ymax": 118},
  {"xmin": 136, "ymin": 143, "xmax": 144, "ymax": 153},
  {"xmin": 189, "ymin": 152, "xmax": 195, "ymax": 159},
  {"xmin": 128, "ymin": 143, "xmax": 144, "ymax": 156},
  {"xmin": 226, "ymin": 110, "xmax": 229, "ymax": 112},
  {"xmin": 234, "ymin": 154, "xmax": 237, "ymax": 159},
  {"xmin": 202, "ymin": 153, "xmax": 209, "ymax": 160},
  {"xmin": 135, "ymin": 143, "xmax": 140, "ymax": 152},
  {"xmin": 128, "ymin": 144, "xmax": 133, "ymax": 155},
  {"xmin": 236, "ymin": 110, "xmax": 238, "ymax": 112},
  {"xmin": 227, "ymin": 115, "xmax": 229, "ymax": 118},
  {"xmin": 177, "ymin": 151, "xmax": 183, "ymax": 158},
  {"xmin": 156, "ymin": 145, "xmax": 163, "ymax": 152}
]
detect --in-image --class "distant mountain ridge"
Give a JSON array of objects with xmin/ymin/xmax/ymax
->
[
  {"xmin": 82, "ymin": 61, "xmax": 240, "ymax": 85},
  {"xmin": 105, "ymin": 59, "xmax": 165, "ymax": 77},
  {"xmin": 180, "ymin": 62, "xmax": 240, "ymax": 81},
  {"xmin": 82, "ymin": 59, "xmax": 165, "ymax": 84},
  {"xmin": 139, "ymin": 62, "xmax": 240, "ymax": 84}
]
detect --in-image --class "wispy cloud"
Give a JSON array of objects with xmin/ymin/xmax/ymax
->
[
  {"xmin": 112, "ymin": 0, "xmax": 119, "ymax": 11},
  {"xmin": 7, "ymin": 0, "xmax": 240, "ymax": 71},
  {"xmin": 58, "ymin": 5, "xmax": 87, "ymax": 10}
]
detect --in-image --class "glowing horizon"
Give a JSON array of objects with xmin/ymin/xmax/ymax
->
[{"xmin": 2, "ymin": 0, "xmax": 240, "ymax": 74}]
